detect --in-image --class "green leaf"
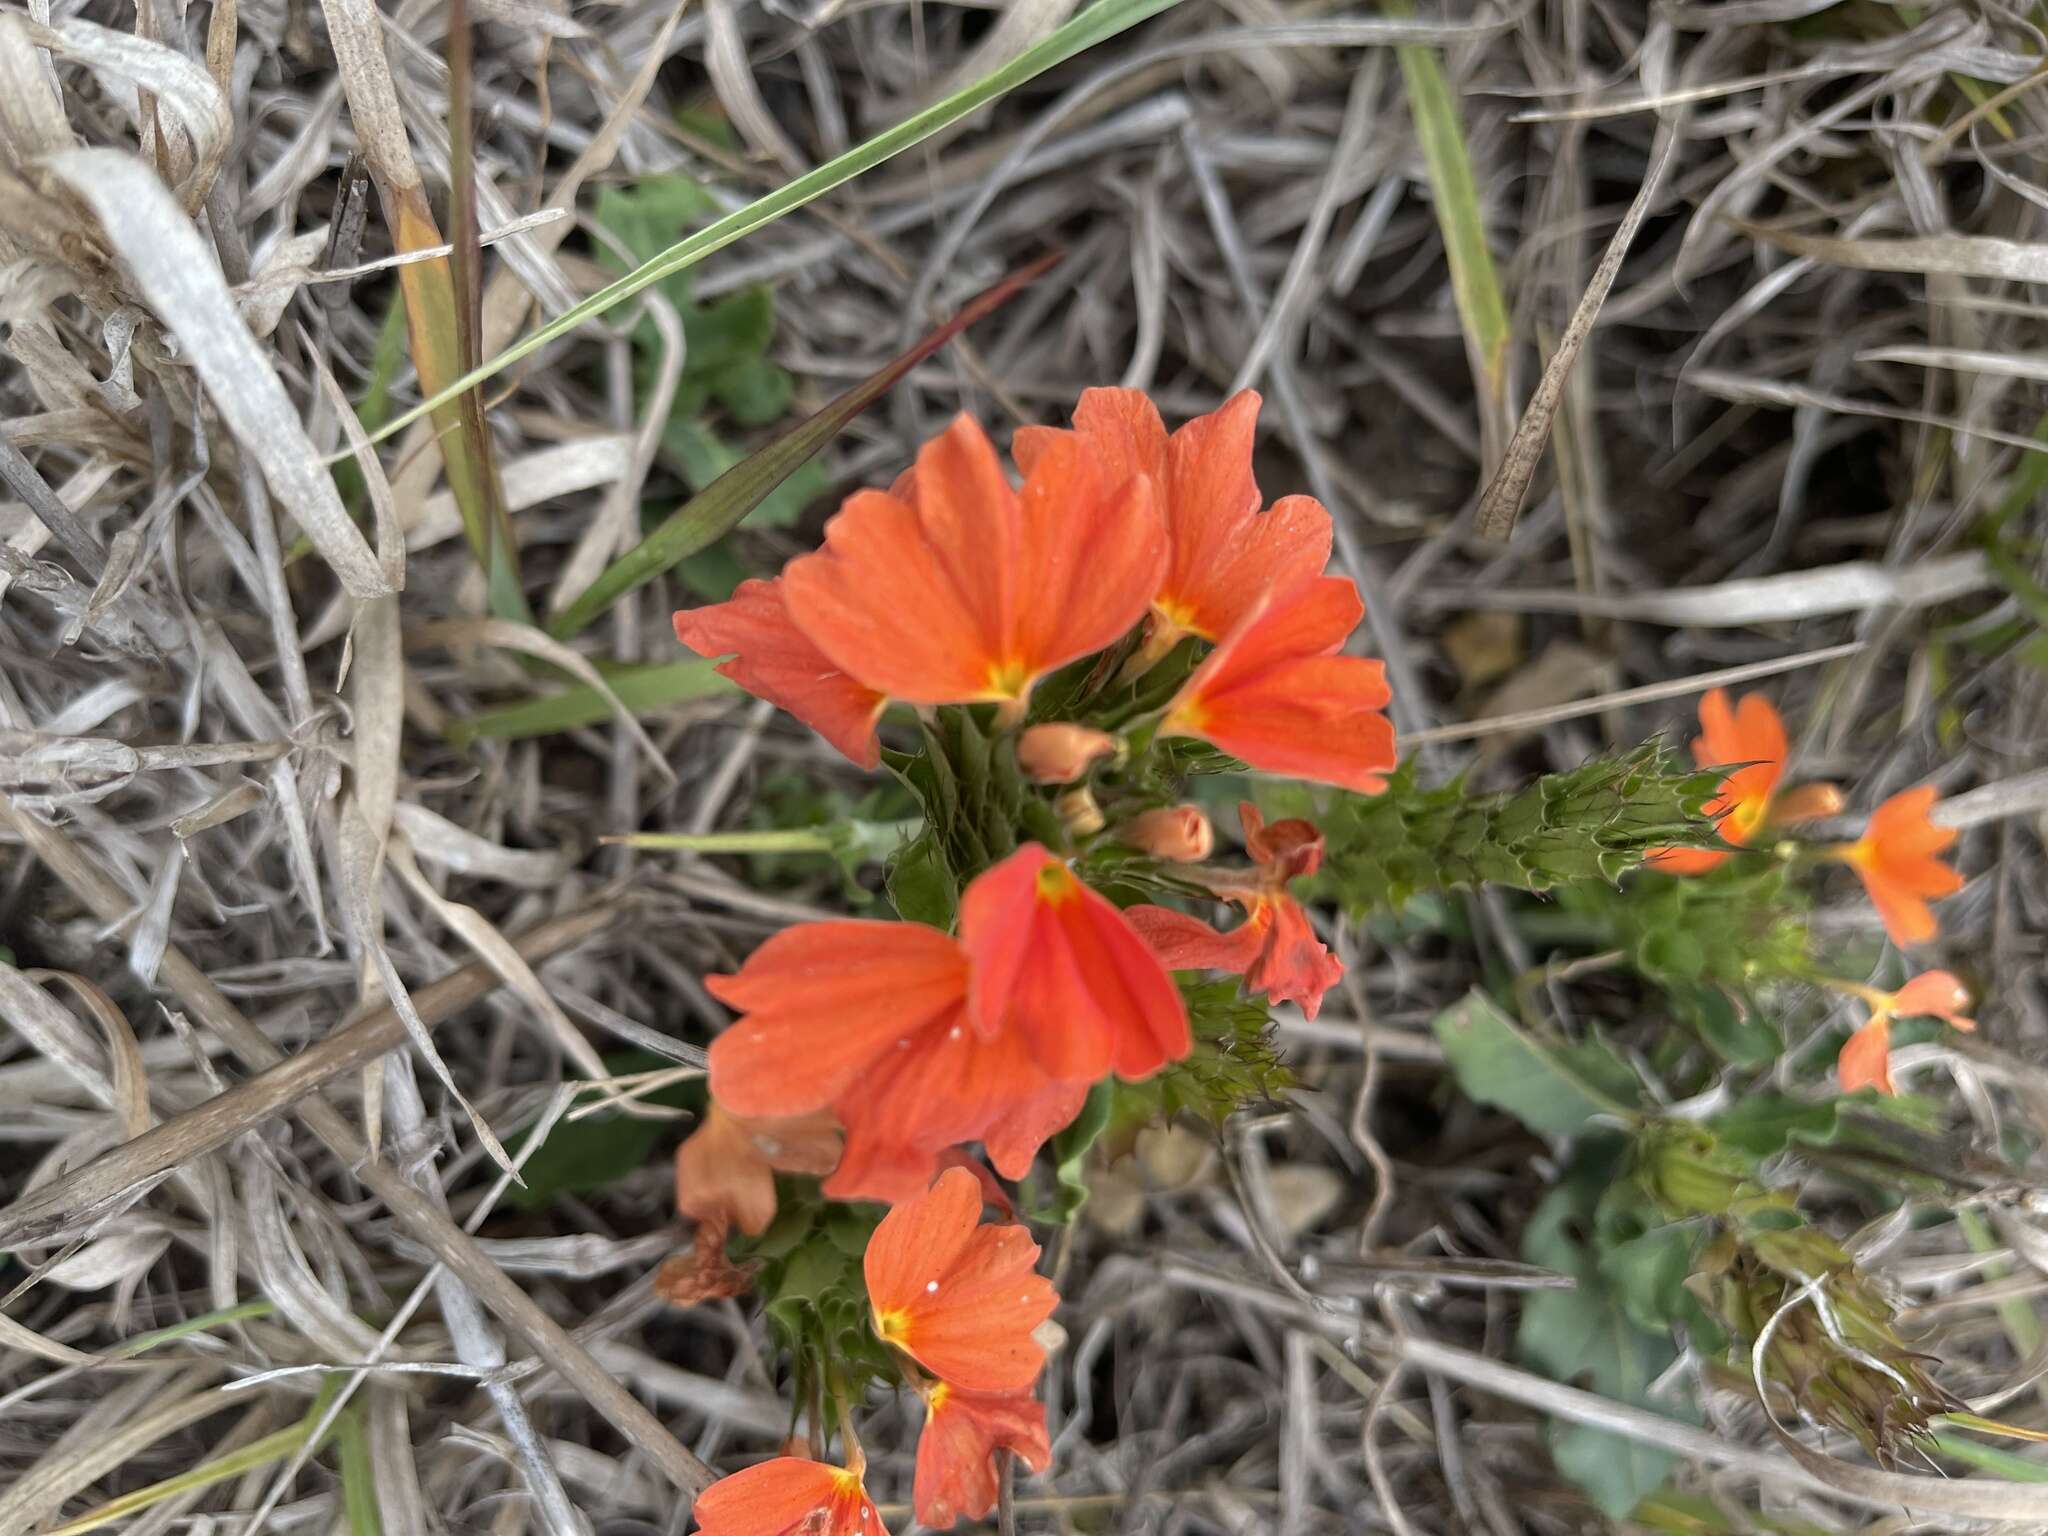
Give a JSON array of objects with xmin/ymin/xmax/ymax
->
[
  {"xmin": 887, "ymin": 827, "xmax": 959, "ymax": 929},
  {"xmin": 365, "ymin": 0, "xmax": 1183, "ymax": 450},
  {"xmin": 447, "ymin": 659, "xmax": 734, "ymax": 746},
  {"xmin": 336, "ymin": 1405, "xmax": 384, "ymax": 1536},
  {"xmin": 1432, "ymin": 988, "xmax": 1642, "ymax": 1137},
  {"xmin": 1672, "ymin": 984, "xmax": 1780, "ymax": 1067},
  {"xmin": 503, "ymin": 1056, "xmax": 696, "ymax": 1210},
  {"xmin": 1519, "ymin": 1140, "xmax": 1695, "ymax": 1519}
]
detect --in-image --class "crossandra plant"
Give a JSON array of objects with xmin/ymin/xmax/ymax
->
[{"xmin": 649, "ymin": 388, "xmax": 1755, "ymax": 1532}]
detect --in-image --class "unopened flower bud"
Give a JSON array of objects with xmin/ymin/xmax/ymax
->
[
  {"xmin": 1120, "ymin": 804, "xmax": 1214, "ymax": 863},
  {"xmin": 1055, "ymin": 786, "xmax": 1106, "ymax": 838},
  {"xmin": 1017, "ymin": 723, "xmax": 1117, "ymax": 784}
]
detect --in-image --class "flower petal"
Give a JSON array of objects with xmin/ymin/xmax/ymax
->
[
  {"xmin": 913, "ymin": 1386, "xmax": 1052, "ymax": 1530},
  {"xmin": 1891, "ymin": 970, "xmax": 1974, "ymax": 1029},
  {"xmin": 673, "ymin": 580, "xmax": 886, "ymax": 768},
  {"xmin": 707, "ymin": 922, "xmax": 970, "ymax": 1119},
  {"xmin": 692, "ymin": 1458, "xmax": 880, "ymax": 1536},
  {"xmin": 1838, "ymin": 1017, "xmax": 1895, "ymax": 1096},
  {"xmin": 866, "ymin": 1168, "xmax": 1056, "ymax": 1393}
]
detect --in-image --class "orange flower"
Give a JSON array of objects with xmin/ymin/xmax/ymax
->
[
  {"xmin": 1119, "ymin": 804, "xmax": 1214, "ymax": 862},
  {"xmin": 704, "ymin": 920, "xmax": 1090, "ymax": 1207},
  {"xmin": 781, "ymin": 415, "xmax": 1165, "ymax": 713},
  {"xmin": 692, "ymin": 1457, "xmax": 884, "ymax": 1536},
  {"xmin": 959, "ymin": 843, "xmax": 1191, "ymax": 1083},
  {"xmin": 1127, "ymin": 803, "xmax": 1343, "ymax": 1019},
  {"xmin": 1160, "ymin": 576, "xmax": 1395, "ymax": 794},
  {"xmin": 864, "ymin": 1166, "xmax": 1057, "ymax": 1393},
  {"xmin": 1650, "ymin": 689, "xmax": 1842, "ymax": 875},
  {"xmin": 1835, "ymin": 970, "xmax": 1975, "ymax": 1095},
  {"xmin": 1013, "ymin": 389, "xmax": 1332, "ymax": 660},
  {"xmin": 1833, "ymin": 785, "xmax": 1963, "ymax": 946},
  {"xmin": 913, "ymin": 1384, "xmax": 1052, "ymax": 1530},
  {"xmin": 675, "ymin": 1103, "xmax": 842, "ymax": 1238},
  {"xmin": 1016, "ymin": 722, "xmax": 1118, "ymax": 784},
  {"xmin": 673, "ymin": 578, "xmax": 887, "ymax": 768}
]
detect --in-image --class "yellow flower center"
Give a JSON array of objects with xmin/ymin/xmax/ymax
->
[
  {"xmin": 1154, "ymin": 596, "xmax": 1205, "ymax": 638},
  {"xmin": 873, "ymin": 1306, "xmax": 912, "ymax": 1347},
  {"xmin": 985, "ymin": 657, "xmax": 1031, "ymax": 700},
  {"xmin": 1034, "ymin": 862, "xmax": 1080, "ymax": 905}
]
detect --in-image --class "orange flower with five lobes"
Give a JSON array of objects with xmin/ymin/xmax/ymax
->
[
  {"xmin": 1127, "ymin": 803, "xmax": 1344, "ymax": 1020},
  {"xmin": 673, "ymin": 577, "xmax": 887, "ymax": 769},
  {"xmin": 1012, "ymin": 389, "xmax": 1333, "ymax": 668},
  {"xmin": 1830, "ymin": 785, "xmax": 1963, "ymax": 947},
  {"xmin": 702, "ymin": 920, "xmax": 1089, "ymax": 1207},
  {"xmin": 959, "ymin": 843, "xmax": 1192, "ymax": 1084},
  {"xmin": 780, "ymin": 414, "xmax": 1166, "ymax": 717},
  {"xmin": 1835, "ymin": 970, "xmax": 1974, "ymax": 1096},
  {"xmin": 1650, "ymin": 688, "xmax": 1842, "ymax": 875},
  {"xmin": 1159, "ymin": 575, "xmax": 1396, "ymax": 795},
  {"xmin": 913, "ymin": 1383, "xmax": 1052, "ymax": 1530},
  {"xmin": 864, "ymin": 1166, "xmax": 1058, "ymax": 1393},
  {"xmin": 692, "ymin": 1456, "xmax": 885, "ymax": 1536}
]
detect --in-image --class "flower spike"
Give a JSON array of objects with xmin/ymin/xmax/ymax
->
[
  {"xmin": 1160, "ymin": 576, "xmax": 1395, "ymax": 794},
  {"xmin": 865, "ymin": 1167, "xmax": 1057, "ymax": 1393}
]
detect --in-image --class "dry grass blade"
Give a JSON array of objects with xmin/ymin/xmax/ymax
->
[
  {"xmin": 1739, "ymin": 222, "xmax": 2048, "ymax": 283},
  {"xmin": 1475, "ymin": 128, "xmax": 1677, "ymax": 541},
  {"xmin": 44, "ymin": 150, "xmax": 392, "ymax": 598}
]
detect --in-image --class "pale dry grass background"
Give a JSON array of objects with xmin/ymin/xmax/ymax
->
[{"xmin": 4, "ymin": 0, "xmax": 2048, "ymax": 1532}]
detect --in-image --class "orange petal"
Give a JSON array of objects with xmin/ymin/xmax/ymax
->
[
  {"xmin": 913, "ymin": 1385, "xmax": 1052, "ymax": 1530},
  {"xmin": 673, "ymin": 580, "xmax": 886, "ymax": 768},
  {"xmin": 1891, "ymin": 970, "xmax": 1974, "ymax": 1029},
  {"xmin": 959, "ymin": 845, "xmax": 1191, "ymax": 1083},
  {"xmin": 692, "ymin": 1458, "xmax": 881, "ymax": 1536},
  {"xmin": 784, "ymin": 414, "xmax": 1162, "ymax": 706},
  {"xmin": 1865, "ymin": 784, "xmax": 1957, "ymax": 858},
  {"xmin": 1163, "ymin": 577, "xmax": 1395, "ymax": 794},
  {"xmin": 1769, "ymin": 781, "xmax": 1845, "ymax": 825},
  {"xmin": 1838, "ymin": 1017, "xmax": 1895, "ymax": 1095},
  {"xmin": 1861, "ymin": 875, "xmax": 1940, "ymax": 948},
  {"xmin": 865, "ymin": 1167, "xmax": 1056, "ymax": 1393},
  {"xmin": 980, "ymin": 1077, "xmax": 1091, "ymax": 1184},
  {"xmin": 782, "ymin": 483, "xmax": 1008, "ymax": 703},
  {"xmin": 1239, "ymin": 800, "xmax": 1323, "ymax": 881},
  {"xmin": 707, "ymin": 921, "xmax": 970, "ymax": 1119},
  {"xmin": 1244, "ymin": 894, "xmax": 1344, "ymax": 1020},
  {"xmin": 1124, "ymin": 902, "xmax": 1269, "ymax": 976}
]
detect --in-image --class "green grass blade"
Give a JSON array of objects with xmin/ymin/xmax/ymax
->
[
  {"xmin": 337, "ymin": 1404, "xmax": 385, "ymax": 1536},
  {"xmin": 362, "ymin": 0, "xmax": 1181, "ymax": 450},
  {"xmin": 1391, "ymin": 9, "xmax": 1512, "ymax": 441},
  {"xmin": 547, "ymin": 252, "xmax": 1059, "ymax": 640},
  {"xmin": 447, "ymin": 659, "xmax": 734, "ymax": 747},
  {"xmin": 107, "ymin": 1299, "xmax": 277, "ymax": 1359}
]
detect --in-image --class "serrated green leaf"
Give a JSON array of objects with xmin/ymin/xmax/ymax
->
[{"xmin": 1432, "ymin": 988, "xmax": 1642, "ymax": 1137}]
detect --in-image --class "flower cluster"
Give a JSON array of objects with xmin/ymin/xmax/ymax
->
[
  {"xmin": 1650, "ymin": 688, "xmax": 1968, "ymax": 1092},
  {"xmin": 675, "ymin": 389, "xmax": 1396, "ymax": 791}
]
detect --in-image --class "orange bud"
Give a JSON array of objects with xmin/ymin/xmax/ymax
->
[
  {"xmin": 1120, "ymin": 804, "xmax": 1214, "ymax": 862},
  {"xmin": 1016, "ymin": 723, "xmax": 1117, "ymax": 784}
]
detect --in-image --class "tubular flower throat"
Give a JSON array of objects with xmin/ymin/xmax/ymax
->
[
  {"xmin": 864, "ymin": 1167, "xmax": 1058, "ymax": 1394},
  {"xmin": 1127, "ymin": 802, "xmax": 1344, "ymax": 1019},
  {"xmin": 1832, "ymin": 785, "xmax": 1964, "ymax": 947},
  {"xmin": 1837, "ymin": 970, "xmax": 1975, "ymax": 1096},
  {"xmin": 1160, "ymin": 575, "xmax": 1395, "ymax": 794},
  {"xmin": 779, "ymin": 414, "xmax": 1165, "ymax": 713},
  {"xmin": 1013, "ymin": 388, "xmax": 1334, "ymax": 663},
  {"xmin": 1650, "ymin": 688, "xmax": 1841, "ymax": 875},
  {"xmin": 692, "ymin": 1457, "xmax": 884, "ymax": 1536}
]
